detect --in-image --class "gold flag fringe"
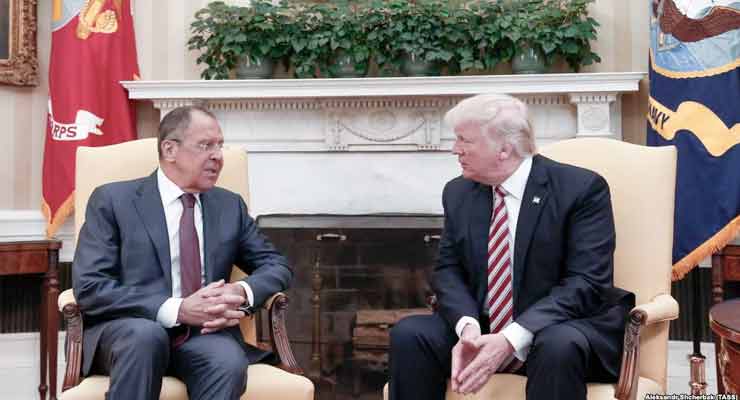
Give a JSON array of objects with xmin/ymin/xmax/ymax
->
[
  {"xmin": 672, "ymin": 215, "xmax": 740, "ymax": 281},
  {"xmin": 42, "ymin": 192, "xmax": 75, "ymax": 238}
]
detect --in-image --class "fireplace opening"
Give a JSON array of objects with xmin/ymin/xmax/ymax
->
[{"xmin": 257, "ymin": 214, "xmax": 443, "ymax": 400}]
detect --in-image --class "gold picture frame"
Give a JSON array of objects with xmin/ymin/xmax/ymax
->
[{"xmin": 0, "ymin": 0, "xmax": 38, "ymax": 86}]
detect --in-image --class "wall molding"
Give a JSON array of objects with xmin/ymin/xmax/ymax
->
[{"xmin": 0, "ymin": 209, "xmax": 75, "ymax": 262}]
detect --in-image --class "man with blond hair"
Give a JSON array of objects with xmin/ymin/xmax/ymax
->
[{"xmin": 389, "ymin": 94, "xmax": 633, "ymax": 400}]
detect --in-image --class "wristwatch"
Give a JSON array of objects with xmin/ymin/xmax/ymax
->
[{"xmin": 237, "ymin": 303, "xmax": 255, "ymax": 317}]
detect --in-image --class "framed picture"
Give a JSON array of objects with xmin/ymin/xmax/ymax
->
[{"xmin": 0, "ymin": 0, "xmax": 38, "ymax": 86}]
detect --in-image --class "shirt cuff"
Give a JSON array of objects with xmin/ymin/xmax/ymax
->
[
  {"xmin": 156, "ymin": 297, "xmax": 183, "ymax": 328},
  {"xmin": 454, "ymin": 316, "xmax": 481, "ymax": 338},
  {"xmin": 501, "ymin": 322, "xmax": 533, "ymax": 361},
  {"xmin": 236, "ymin": 281, "xmax": 254, "ymax": 306}
]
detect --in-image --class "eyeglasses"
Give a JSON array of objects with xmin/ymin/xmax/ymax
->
[{"xmin": 168, "ymin": 138, "xmax": 224, "ymax": 154}]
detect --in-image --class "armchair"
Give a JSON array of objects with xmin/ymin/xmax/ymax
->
[
  {"xmin": 58, "ymin": 138, "xmax": 313, "ymax": 400},
  {"xmin": 383, "ymin": 138, "xmax": 680, "ymax": 400}
]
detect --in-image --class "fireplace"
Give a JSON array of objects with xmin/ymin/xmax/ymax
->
[{"xmin": 257, "ymin": 214, "xmax": 442, "ymax": 399}]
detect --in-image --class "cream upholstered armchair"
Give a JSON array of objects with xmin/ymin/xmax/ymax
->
[
  {"xmin": 58, "ymin": 138, "xmax": 314, "ymax": 400},
  {"xmin": 383, "ymin": 138, "xmax": 680, "ymax": 400}
]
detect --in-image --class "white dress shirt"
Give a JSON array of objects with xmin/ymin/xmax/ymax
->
[
  {"xmin": 155, "ymin": 169, "xmax": 253, "ymax": 328},
  {"xmin": 454, "ymin": 157, "xmax": 534, "ymax": 362}
]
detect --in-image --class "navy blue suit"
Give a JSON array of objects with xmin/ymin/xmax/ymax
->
[
  {"xmin": 390, "ymin": 155, "xmax": 633, "ymax": 400},
  {"xmin": 73, "ymin": 171, "xmax": 292, "ymax": 399}
]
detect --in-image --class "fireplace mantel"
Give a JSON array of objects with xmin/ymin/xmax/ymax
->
[
  {"xmin": 122, "ymin": 73, "xmax": 645, "ymax": 217},
  {"xmin": 123, "ymin": 73, "xmax": 643, "ymax": 99},
  {"xmin": 123, "ymin": 72, "xmax": 645, "ymax": 152}
]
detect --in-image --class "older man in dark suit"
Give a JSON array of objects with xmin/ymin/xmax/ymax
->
[
  {"xmin": 389, "ymin": 94, "xmax": 633, "ymax": 400},
  {"xmin": 72, "ymin": 105, "xmax": 292, "ymax": 400}
]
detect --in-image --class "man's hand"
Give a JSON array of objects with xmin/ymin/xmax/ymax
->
[
  {"xmin": 456, "ymin": 333, "xmax": 515, "ymax": 395},
  {"xmin": 200, "ymin": 282, "xmax": 249, "ymax": 334},
  {"xmin": 451, "ymin": 323, "xmax": 482, "ymax": 393},
  {"xmin": 177, "ymin": 280, "xmax": 247, "ymax": 333}
]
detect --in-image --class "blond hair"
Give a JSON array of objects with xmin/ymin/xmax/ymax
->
[{"xmin": 444, "ymin": 94, "xmax": 536, "ymax": 157}]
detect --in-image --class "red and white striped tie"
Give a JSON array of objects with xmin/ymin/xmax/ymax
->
[{"xmin": 486, "ymin": 186, "xmax": 514, "ymax": 334}]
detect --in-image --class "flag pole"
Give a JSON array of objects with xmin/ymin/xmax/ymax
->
[{"xmin": 688, "ymin": 267, "xmax": 707, "ymax": 395}]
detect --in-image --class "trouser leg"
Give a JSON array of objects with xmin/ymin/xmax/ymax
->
[
  {"xmin": 388, "ymin": 313, "xmax": 458, "ymax": 400},
  {"xmin": 170, "ymin": 330, "xmax": 249, "ymax": 400},
  {"xmin": 91, "ymin": 318, "xmax": 170, "ymax": 400}
]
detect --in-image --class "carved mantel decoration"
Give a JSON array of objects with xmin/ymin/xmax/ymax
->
[
  {"xmin": 122, "ymin": 73, "xmax": 645, "ymax": 218},
  {"xmin": 0, "ymin": 0, "xmax": 38, "ymax": 86},
  {"xmin": 123, "ymin": 73, "xmax": 644, "ymax": 152}
]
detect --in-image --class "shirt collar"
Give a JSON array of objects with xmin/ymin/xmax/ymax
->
[
  {"xmin": 157, "ymin": 168, "xmax": 201, "ymax": 207},
  {"xmin": 499, "ymin": 156, "xmax": 532, "ymax": 201}
]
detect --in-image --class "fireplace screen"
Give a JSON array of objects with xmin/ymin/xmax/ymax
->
[{"xmin": 257, "ymin": 214, "xmax": 443, "ymax": 400}]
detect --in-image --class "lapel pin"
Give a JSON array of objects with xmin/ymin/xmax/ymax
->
[{"xmin": 532, "ymin": 196, "xmax": 541, "ymax": 204}]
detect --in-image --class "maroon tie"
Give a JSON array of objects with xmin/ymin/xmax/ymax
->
[
  {"xmin": 172, "ymin": 193, "xmax": 202, "ymax": 348},
  {"xmin": 179, "ymin": 193, "xmax": 202, "ymax": 297}
]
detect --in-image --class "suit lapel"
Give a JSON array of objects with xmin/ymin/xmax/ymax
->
[
  {"xmin": 200, "ymin": 190, "xmax": 221, "ymax": 284},
  {"xmin": 513, "ymin": 155, "xmax": 549, "ymax": 306},
  {"xmin": 469, "ymin": 183, "xmax": 493, "ymax": 306},
  {"xmin": 133, "ymin": 172, "xmax": 172, "ymax": 291}
]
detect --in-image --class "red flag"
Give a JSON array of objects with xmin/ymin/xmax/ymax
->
[{"xmin": 42, "ymin": 0, "xmax": 140, "ymax": 237}]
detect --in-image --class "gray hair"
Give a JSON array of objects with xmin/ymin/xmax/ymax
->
[
  {"xmin": 444, "ymin": 94, "xmax": 536, "ymax": 157},
  {"xmin": 157, "ymin": 105, "xmax": 216, "ymax": 158}
]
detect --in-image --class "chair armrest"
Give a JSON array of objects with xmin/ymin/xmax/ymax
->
[
  {"xmin": 58, "ymin": 288, "xmax": 77, "ymax": 312},
  {"xmin": 265, "ymin": 292, "xmax": 304, "ymax": 375},
  {"xmin": 263, "ymin": 291, "xmax": 282, "ymax": 311},
  {"xmin": 58, "ymin": 288, "xmax": 84, "ymax": 391},
  {"xmin": 632, "ymin": 294, "xmax": 679, "ymax": 325},
  {"xmin": 615, "ymin": 294, "xmax": 679, "ymax": 400}
]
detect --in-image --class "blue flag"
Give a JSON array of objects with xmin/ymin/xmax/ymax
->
[{"xmin": 647, "ymin": 0, "xmax": 740, "ymax": 280}]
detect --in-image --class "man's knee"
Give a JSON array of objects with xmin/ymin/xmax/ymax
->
[
  {"xmin": 531, "ymin": 323, "xmax": 589, "ymax": 365},
  {"xmin": 115, "ymin": 319, "xmax": 169, "ymax": 356},
  {"xmin": 390, "ymin": 315, "xmax": 427, "ymax": 350},
  {"xmin": 209, "ymin": 350, "xmax": 248, "ymax": 389}
]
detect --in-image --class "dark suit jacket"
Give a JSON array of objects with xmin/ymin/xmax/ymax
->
[
  {"xmin": 431, "ymin": 154, "xmax": 634, "ymax": 377},
  {"xmin": 72, "ymin": 171, "xmax": 292, "ymax": 375}
]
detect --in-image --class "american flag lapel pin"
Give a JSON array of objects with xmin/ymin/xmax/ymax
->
[{"xmin": 532, "ymin": 196, "xmax": 541, "ymax": 204}]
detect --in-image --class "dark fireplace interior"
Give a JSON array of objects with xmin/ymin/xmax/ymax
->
[{"xmin": 257, "ymin": 214, "xmax": 443, "ymax": 400}]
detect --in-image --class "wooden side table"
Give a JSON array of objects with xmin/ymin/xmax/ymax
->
[
  {"xmin": 709, "ymin": 299, "xmax": 740, "ymax": 394},
  {"xmin": 0, "ymin": 239, "xmax": 62, "ymax": 400},
  {"xmin": 711, "ymin": 244, "xmax": 740, "ymax": 305}
]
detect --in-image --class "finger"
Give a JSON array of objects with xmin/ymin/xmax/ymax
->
[
  {"xmin": 460, "ymin": 365, "xmax": 492, "ymax": 394},
  {"xmin": 465, "ymin": 336, "xmax": 485, "ymax": 349},
  {"xmin": 457, "ymin": 354, "xmax": 484, "ymax": 384},
  {"xmin": 450, "ymin": 345, "xmax": 462, "ymax": 389},
  {"xmin": 204, "ymin": 279, "xmax": 225, "ymax": 289},
  {"xmin": 221, "ymin": 309, "xmax": 246, "ymax": 320},
  {"xmin": 200, "ymin": 280, "xmax": 227, "ymax": 295},
  {"xmin": 200, "ymin": 286, "xmax": 226, "ymax": 299},
  {"xmin": 223, "ymin": 282, "xmax": 247, "ymax": 297},
  {"xmin": 202, "ymin": 317, "xmax": 228, "ymax": 329},
  {"xmin": 203, "ymin": 294, "xmax": 246, "ymax": 310},
  {"xmin": 205, "ymin": 303, "xmax": 227, "ymax": 314},
  {"xmin": 220, "ymin": 294, "xmax": 246, "ymax": 306},
  {"xmin": 200, "ymin": 326, "xmax": 221, "ymax": 334}
]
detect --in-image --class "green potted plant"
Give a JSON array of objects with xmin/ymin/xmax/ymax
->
[
  {"xmin": 286, "ymin": 2, "xmax": 371, "ymax": 79},
  {"xmin": 186, "ymin": 0, "xmax": 601, "ymax": 80},
  {"xmin": 372, "ymin": 0, "xmax": 455, "ymax": 76},
  {"xmin": 549, "ymin": 0, "xmax": 601, "ymax": 72},
  {"xmin": 457, "ymin": 1, "xmax": 507, "ymax": 73},
  {"xmin": 188, "ymin": 1, "xmax": 287, "ymax": 79},
  {"xmin": 328, "ymin": 4, "xmax": 371, "ymax": 78},
  {"xmin": 501, "ymin": 0, "xmax": 600, "ymax": 74}
]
